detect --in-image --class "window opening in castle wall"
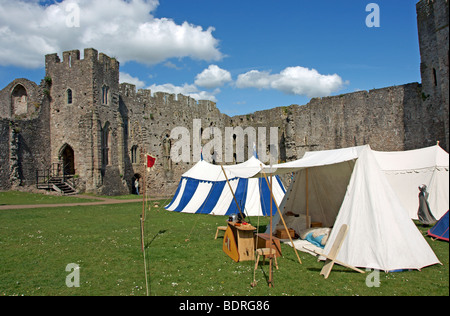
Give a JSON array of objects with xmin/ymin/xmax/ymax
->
[
  {"xmin": 67, "ymin": 89, "xmax": 73, "ymax": 104},
  {"xmin": 11, "ymin": 84, "xmax": 28, "ymax": 116},
  {"xmin": 102, "ymin": 86, "xmax": 109, "ymax": 105}
]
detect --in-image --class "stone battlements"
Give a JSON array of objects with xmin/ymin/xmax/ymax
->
[
  {"xmin": 45, "ymin": 48, "xmax": 119, "ymax": 71},
  {"xmin": 118, "ymin": 82, "xmax": 217, "ymax": 110}
]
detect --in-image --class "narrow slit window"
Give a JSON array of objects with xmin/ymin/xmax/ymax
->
[
  {"xmin": 131, "ymin": 145, "xmax": 139, "ymax": 164},
  {"xmin": 102, "ymin": 86, "xmax": 109, "ymax": 105},
  {"xmin": 432, "ymin": 68, "xmax": 437, "ymax": 87},
  {"xmin": 67, "ymin": 89, "xmax": 73, "ymax": 104},
  {"xmin": 102, "ymin": 123, "xmax": 110, "ymax": 166}
]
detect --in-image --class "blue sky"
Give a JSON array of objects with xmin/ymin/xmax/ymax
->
[{"xmin": 0, "ymin": 0, "xmax": 421, "ymax": 116}]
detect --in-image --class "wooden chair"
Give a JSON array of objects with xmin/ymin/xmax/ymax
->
[
  {"xmin": 254, "ymin": 248, "xmax": 279, "ymax": 270},
  {"xmin": 215, "ymin": 226, "xmax": 227, "ymax": 239}
]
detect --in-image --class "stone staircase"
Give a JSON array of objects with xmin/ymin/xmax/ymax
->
[
  {"xmin": 36, "ymin": 172, "xmax": 77, "ymax": 195},
  {"xmin": 36, "ymin": 163, "xmax": 78, "ymax": 195},
  {"xmin": 48, "ymin": 178, "xmax": 77, "ymax": 195}
]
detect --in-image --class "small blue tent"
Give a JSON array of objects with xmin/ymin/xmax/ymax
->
[
  {"xmin": 428, "ymin": 210, "xmax": 449, "ymax": 241},
  {"xmin": 165, "ymin": 157, "xmax": 286, "ymax": 216}
]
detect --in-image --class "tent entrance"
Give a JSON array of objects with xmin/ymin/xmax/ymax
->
[{"xmin": 283, "ymin": 160, "xmax": 355, "ymax": 229}]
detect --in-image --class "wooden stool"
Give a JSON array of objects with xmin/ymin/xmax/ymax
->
[
  {"xmin": 254, "ymin": 248, "xmax": 278, "ymax": 270},
  {"xmin": 215, "ymin": 226, "xmax": 227, "ymax": 239}
]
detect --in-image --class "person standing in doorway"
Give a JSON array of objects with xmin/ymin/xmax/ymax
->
[{"xmin": 135, "ymin": 178, "xmax": 140, "ymax": 195}]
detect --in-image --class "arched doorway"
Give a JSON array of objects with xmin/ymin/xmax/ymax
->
[
  {"xmin": 60, "ymin": 144, "xmax": 75, "ymax": 175},
  {"xmin": 11, "ymin": 84, "xmax": 28, "ymax": 116}
]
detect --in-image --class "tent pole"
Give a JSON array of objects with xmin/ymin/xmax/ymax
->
[
  {"xmin": 269, "ymin": 173, "xmax": 274, "ymax": 287},
  {"xmin": 305, "ymin": 168, "xmax": 309, "ymax": 229},
  {"xmin": 261, "ymin": 168, "xmax": 302, "ymax": 265},
  {"xmin": 220, "ymin": 164, "xmax": 245, "ymax": 220}
]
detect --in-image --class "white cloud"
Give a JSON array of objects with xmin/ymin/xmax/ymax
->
[
  {"xmin": 119, "ymin": 72, "xmax": 145, "ymax": 89},
  {"xmin": 236, "ymin": 66, "xmax": 346, "ymax": 98},
  {"xmin": 147, "ymin": 83, "xmax": 219, "ymax": 102},
  {"xmin": 0, "ymin": 0, "xmax": 223, "ymax": 68},
  {"xmin": 194, "ymin": 65, "xmax": 232, "ymax": 89},
  {"xmin": 235, "ymin": 70, "xmax": 273, "ymax": 89}
]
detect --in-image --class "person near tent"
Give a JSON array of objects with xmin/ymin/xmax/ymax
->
[
  {"xmin": 135, "ymin": 178, "xmax": 140, "ymax": 195},
  {"xmin": 417, "ymin": 184, "xmax": 437, "ymax": 226}
]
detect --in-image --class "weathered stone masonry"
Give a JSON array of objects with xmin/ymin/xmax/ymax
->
[
  {"xmin": 0, "ymin": 0, "xmax": 448, "ymax": 196},
  {"xmin": 416, "ymin": 0, "xmax": 449, "ymax": 152}
]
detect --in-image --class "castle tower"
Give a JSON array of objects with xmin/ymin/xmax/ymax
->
[
  {"xmin": 45, "ymin": 48, "xmax": 125, "ymax": 193},
  {"xmin": 416, "ymin": 0, "xmax": 449, "ymax": 151}
]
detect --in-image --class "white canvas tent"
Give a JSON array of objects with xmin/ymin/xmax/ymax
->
[
  {"xmin": 373, "ymin": 145, "xmax": 449, "ymax": 220},
  {"xmin": 165, "ymin": 156, "xmax": 285, "ymax": 216},
  {"xmin": 258, "ymin": 145, "xmax": 440, "ymax": 272}
]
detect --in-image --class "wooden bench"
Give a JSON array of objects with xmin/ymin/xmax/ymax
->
[{"xmin": 214, "ymin": 226, "xmax": 227, "ymax": 239}]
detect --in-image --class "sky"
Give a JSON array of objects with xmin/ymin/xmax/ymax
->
[{"xmin": 0, "ymin": 0, "xmax": 421, "ymax": 116}]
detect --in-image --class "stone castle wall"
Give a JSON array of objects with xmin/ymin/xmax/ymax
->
[
  {"xmin": 0, "ymin": 78, "xmax": 51, "ymax": 190},
  {"xmin": 416, "ymin": 0, "xmax": 449, "ymax": 151},
  {"xmin": 119, "ymin": 82, "xmax": 231, "ymax": 196},
  {"xmin": 0, "ymin": 119, "xmax": 11, "ymax": 189},
  {"xmin": 229, "ymin": 83, "xmax": 426, "ymax": 160}
]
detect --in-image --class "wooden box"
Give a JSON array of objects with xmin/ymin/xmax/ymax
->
[{"xmin": 276, "ymin": 228, "xmax": 295, "ymax": 239}]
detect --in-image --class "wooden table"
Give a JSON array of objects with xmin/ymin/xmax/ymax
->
[{"xmin": 223, "ymin": 222, "xmax": 256, "ymax": 262}]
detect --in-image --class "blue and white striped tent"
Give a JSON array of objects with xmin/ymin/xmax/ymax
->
[{"xmin": 165, "ymin": 156, "xmax": 286, "ymax": 216}]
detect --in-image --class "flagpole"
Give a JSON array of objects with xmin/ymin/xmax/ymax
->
[
  {"xmin": 141, "ymin": 153, "xmax": 155, "ymax": 296},
  {"xmin": 142, "ymin": 165, "xmax": 146, "ymax": 220},
  {"xmin": 141, "ymin": 157, "xmax": 146, "ymax": 252},
  {"xmin": 140, "ymin": 156, "xmax": 148, "ymax": 295}
]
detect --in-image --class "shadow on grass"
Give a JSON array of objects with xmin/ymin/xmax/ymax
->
[{"xmin": 145, "ymin": 230, "xmax": 167, "ymax": 249}]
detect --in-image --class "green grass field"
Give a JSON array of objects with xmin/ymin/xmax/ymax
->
[
  {"xmin": 0, "ymin": 192, "xmax": 448, "ymax": 296},
  {"xmin": 0, "ymin": 191, "xmax": 100, "ymax": 205}
]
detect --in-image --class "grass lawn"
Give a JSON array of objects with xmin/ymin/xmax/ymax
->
[
  {"xmin": 0, "ymin": 191, "xmax": 100, "ymax": 205},
  {"xmin": 0, "ymin": 194, "xmax": 448, "ymax": 296},
  {"xmin": 78, "ymin": 193, "xmax": 144, "ymax": 200}
]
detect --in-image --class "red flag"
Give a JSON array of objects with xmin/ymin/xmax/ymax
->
[{"xmin": 147, "ymin": 154, "xmax": 156, "ymax": 168}]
